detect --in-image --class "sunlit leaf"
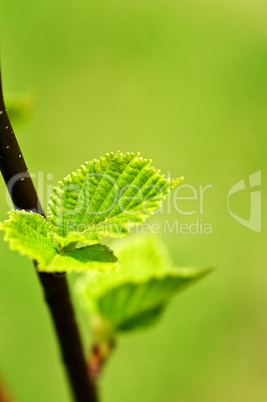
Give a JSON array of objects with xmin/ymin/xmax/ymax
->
[
  {"xmin": 44, "ymin": 244, "xmax": 118, "ymax": 273},
  {"xmin": 0, "ymin": 210, "xmax": 58, "ymax": 269},
  {"xmin": 48, "ymin": 152, "xmax": 182, "ymax": 247}
]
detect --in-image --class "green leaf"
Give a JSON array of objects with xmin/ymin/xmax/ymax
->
[
  {"xmin": 0, "ymin": 211, "xmax": 119, "ymax": 273},
  {"xmin": 0, "ymin": 210, "xmax": 58, "ymax": 269},
  {"xmin": 93, "ymin": 272, "xmax": 207, "ymax": 332},
  {"xmin": 48, "ymin": 152, "xmax": 182, "ymax": 247},
  {"xmin": 44, "ymin": 244, "xmax": 119, "ymax": 273},
  {"xmin": 77, "ymin": 235, "xmax": 212, "ymax": 335},
  {"xmin": 116, "ymin": 304, "xmax": 166, "ymax": 332}
]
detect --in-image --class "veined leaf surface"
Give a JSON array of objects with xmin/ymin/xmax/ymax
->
[
  {"xmin": 0, "ymin": 210, "xmax": 58, "ymax": 269},
  {"xmin": 0, "ymin": 211, "xmax": 118, "ymax": 273},
  {"xmin": 48, "ymin": 152, "xmax": 182, "ymax": 247}
]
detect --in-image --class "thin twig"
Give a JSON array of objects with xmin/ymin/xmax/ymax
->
[{"xmin": 0, "ymin": 68, "xmax": 97, "ymax": 402}]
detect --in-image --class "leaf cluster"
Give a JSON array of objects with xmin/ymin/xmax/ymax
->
[
  {"xmin": 1, "ymin": 151, "xmax": 210, "ymax": 335},
  {"xmin": 0, "ymin": 152, "xmax": 181, "ymax": 273}
]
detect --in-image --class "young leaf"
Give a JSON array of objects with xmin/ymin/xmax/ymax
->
[
  {"xmin": 44, "ymin": 244, "xmax": 118, "ymax": 273},
  {"xmin": 0, "ymin": 211, "xmax": 119, "ymax": 273},
  {"xmin": 92, "ymin": 270, "xmax": 209, "ymax": 332},
  {"xmin": 48, "ymin": 152, "xmax": 182, "ymax": 247},
  {"xmin": 77, "ymin": 235, "xmax": 212, "ymax": 335},
  {"xmin": 0, "ymin": 210, "xmax": 58, "ymax": 269}
]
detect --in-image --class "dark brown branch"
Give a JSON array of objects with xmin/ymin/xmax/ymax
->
[{"xmin": 0, "ymin": 69, "xmax": 97, "ymax": 402}]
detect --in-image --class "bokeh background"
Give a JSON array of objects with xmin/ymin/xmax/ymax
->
[{"xmin": 0, "ymin": 1, "xmax": 266, "ymax": 401}]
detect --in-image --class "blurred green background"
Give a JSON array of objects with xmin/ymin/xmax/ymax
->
[{"xmin": 0, "ymin": 0, "xmax": 266, "ymax": 401}]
